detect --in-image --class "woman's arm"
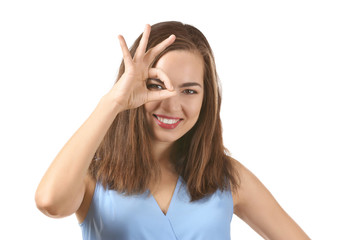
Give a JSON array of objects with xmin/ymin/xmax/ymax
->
[
  {"xmin": 35, "ymin": 98, "xmax": 121, "ymax": 218},
  {"xmin": 232, "ymin": 159, "xmax": 310, "ymax": 240},
  {"xmin": 35, "ymin": 24, "xmax": 177, "ymax": 218}
]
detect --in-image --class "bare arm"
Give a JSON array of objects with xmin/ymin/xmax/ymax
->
[
  {"xmin": 35, "ymin": 24, "xmax": 177, "ymax": 218},
  {"xmin": 35, "ymin": 98, "xmax": 121, "ymax": 218},
  {"xmin": 232, "ymin": 159, "xmax": 310, "ymax": 240}
]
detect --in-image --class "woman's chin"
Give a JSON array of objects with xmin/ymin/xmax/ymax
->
[{"xmin": 149, "ymin": 131, "xmax": 182, "ymax": 144}]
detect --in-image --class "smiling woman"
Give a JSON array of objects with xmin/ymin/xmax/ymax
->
[
  {"xmin": 35, "ymin": 21, "xmax": 310, "ymax": 240},
  {"xmin": 144, "ymin": 50, "xmax": 204, "ymax": 140}
]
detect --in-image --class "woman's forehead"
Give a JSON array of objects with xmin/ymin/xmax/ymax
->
[{"xmin": 155, "ymin": 50, "xmax": 204, "ymax": 86}]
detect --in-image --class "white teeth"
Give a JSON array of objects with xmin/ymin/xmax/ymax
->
[{"xmin": 157, "ymin": 116, "xmax": 180, "ymax": 124}]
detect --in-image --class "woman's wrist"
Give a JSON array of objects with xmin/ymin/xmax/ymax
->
[{"xmin": 97, "ymin": 95, "xmax": 124, "ymax": 118}]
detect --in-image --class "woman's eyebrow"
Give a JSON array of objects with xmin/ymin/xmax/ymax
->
[
  {"xmin": 179, "ymin": 82, "xmax": 202, "ymax": 88},
  {"xmin": 148, "ymin": 78, "xmax": 202, "ymax": 88}
]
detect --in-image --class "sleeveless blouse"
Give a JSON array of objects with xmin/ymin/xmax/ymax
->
[{"xmin": 80, "ymin": 175, "xmax": 233, "ymax": 239}]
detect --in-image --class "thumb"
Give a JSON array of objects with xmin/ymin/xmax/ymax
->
[{"xmin": 147, "ymin": 89, "xmax": 177, "ymax": 102}]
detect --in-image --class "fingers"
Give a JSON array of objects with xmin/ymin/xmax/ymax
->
[
  {"xmin": 119, "ymin": 24, "xmax": 176, "ymax": 69},
  {"xmin": 146, "ymin": 34, "xmax": 176, "ymax": 63},
  {"xmin": 147, "ymin": 89, "xmax": 177, "ymax": 102},
  {"xmin": 134, "ymin": 24, "xmax": 151, "ymax": 60},
  {"xmin": 148, "ymin": 68, "xmax": 174, "ymax": 91},
  {"xmin": 146, "ymin": 67, "xmax": 177, "ymax": 102},
  {"xmin": 118, "ymin": 35, "xmax": 133, "ymax": 66}
]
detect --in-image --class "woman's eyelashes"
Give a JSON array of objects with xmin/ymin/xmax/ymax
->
[
  {"xmin": 147, "ymin": 84, "xmax": 198, "ymax": 95},
  {"xmin": 183, "ymin": 89, "xmax": 198, "ymax": 94},
  {"xmin": 147, "ymin": 84, "xmax": 165, "ymax": 90}
]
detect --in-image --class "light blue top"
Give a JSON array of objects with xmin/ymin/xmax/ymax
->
[{"xmin": 79, "ymin": 175, "xmax": 233, "ymax": 240}]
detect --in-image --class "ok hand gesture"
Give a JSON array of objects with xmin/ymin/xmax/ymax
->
[{"xmin": 106, "ymin": 24, "xmax": 177, "ymax": 112}]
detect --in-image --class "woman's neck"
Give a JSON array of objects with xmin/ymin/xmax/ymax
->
[{"xmin": 151, "ymin": 140, "xmax": 175, "ymax": 170}]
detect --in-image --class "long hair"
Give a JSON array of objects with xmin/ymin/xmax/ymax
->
[{"xmin": 89, "ymin": 21, "xmax": 240, "ymax": 201}]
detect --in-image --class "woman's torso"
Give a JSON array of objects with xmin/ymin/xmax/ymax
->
[{"xmin": 78, "ymin": 174, "xmax": 234, "ymax": 240}]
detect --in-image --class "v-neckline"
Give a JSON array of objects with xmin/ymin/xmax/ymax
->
[{"xmin": 149, "ymin": 175, "xmax": 181, "ymax": 217}]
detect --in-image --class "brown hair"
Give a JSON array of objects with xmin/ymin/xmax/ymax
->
[{"xmin": 89, "ymin": 21, "xmax": 240, "ymax": 201}]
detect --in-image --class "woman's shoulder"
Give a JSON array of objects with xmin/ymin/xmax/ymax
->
[
  {"xmin": 229, "ymin": 157, "xmax": 262, "ymax": 211},
  {"xmin": 228, "ymin": 158, "xmax": 310, "ymax": 239}
]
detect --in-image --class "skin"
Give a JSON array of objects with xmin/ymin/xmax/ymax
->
[
  {"xmin": 231, "ymin": 160, "xmax": 310, "ymax": 239},
  {"xmin": 35, "ymin": 24, "xmax": 310, "ymax": 239},
  {"xmin": 143, "ymin": 50, "xmax": 204, "ymax": 214},
  {"xmin": 144, "ymin": 50, "xmax": 204, "ymax": 160}
]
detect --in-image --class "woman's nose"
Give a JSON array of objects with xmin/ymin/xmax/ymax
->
[{"xmin": 160, "ymin": 93, "xmax": 182, "ymax": 112}]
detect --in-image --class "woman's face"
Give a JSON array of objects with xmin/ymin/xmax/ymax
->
[{"xmin": 144, "ymin": 50, "xmax": 204, "ymax": 144}]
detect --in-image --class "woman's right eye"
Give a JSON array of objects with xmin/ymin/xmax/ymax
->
[{"xmin": 147, "ymin": 84, "xmax": 164, "ymax": 90}]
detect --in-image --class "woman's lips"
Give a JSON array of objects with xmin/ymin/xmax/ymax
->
[{"xmin": 153, "ymin": 114, "xmax": 183, "ymax": 129}]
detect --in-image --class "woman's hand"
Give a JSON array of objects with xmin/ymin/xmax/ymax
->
[{"xmin": 105, "ymin": 24, "xmax": 177, "ymax": 112}]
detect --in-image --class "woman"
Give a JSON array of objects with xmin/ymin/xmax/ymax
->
[{"xmin": 35, "ymin": 21, "xmax": 310, "ymax": 239}]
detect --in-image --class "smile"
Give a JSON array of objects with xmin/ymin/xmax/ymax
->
[{"xmin": 153, "ymin": 114, "xmax": 183, "ymax": 129}]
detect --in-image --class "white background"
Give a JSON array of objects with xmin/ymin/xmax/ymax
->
[{"xmin": 0, "ymin": 0, "xmax": 336, "ymax": 239}]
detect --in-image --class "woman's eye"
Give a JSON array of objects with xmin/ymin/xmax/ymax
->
[
  {"xmin": 183, "ymin": 89, "xmax": 197, "ymax": 94},
  {"xmin": 147, "ymin": 84, "xmax": 164, "ymax": 90}
]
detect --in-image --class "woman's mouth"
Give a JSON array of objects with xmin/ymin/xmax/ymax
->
[{"xmin": 153, "ymin": 114, "xmax": 183, "ymax": 129}]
